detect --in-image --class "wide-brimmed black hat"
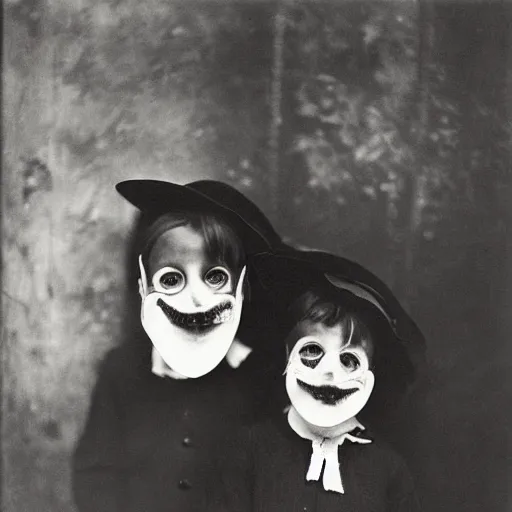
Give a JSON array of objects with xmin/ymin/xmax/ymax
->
[
  {"xmin": 252, "ymin": 248, "xmax": 426, "ymax": 405},
  {"xmin": 116, "ymin": 179, "xmax": 282, "ymax": 254}
]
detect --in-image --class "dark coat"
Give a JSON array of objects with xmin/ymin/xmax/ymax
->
[
  {"xmin": 72, "ymin": 340, "xmax": 282, "ymax": 512},
  {"xmin": 218, "ymin": 415, "xmax": 421, "ymax": 512}
]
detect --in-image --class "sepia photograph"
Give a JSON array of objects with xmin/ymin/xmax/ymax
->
[{"xmin": 2, "ymin": 0, "xmax": 511, "ymax": 511}]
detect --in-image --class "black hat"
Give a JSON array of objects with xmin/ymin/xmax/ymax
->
[
  {"xmin": 116, "ymin": 179, "xmax": 282, "ymax": 254},
  {"xmin": 252, "ymin": 248, "xmax": 426, "ymax": 398}
]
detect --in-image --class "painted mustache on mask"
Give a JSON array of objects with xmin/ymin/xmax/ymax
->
[
  {"xmin": 297, "ymin": 379, "xmax": 359, "ymax": 406},
  {"xmin": 156, "ymin": 298, "xmax": 233, "ymax": 333}
]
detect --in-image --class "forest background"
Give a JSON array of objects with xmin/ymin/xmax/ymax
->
[{"xmin": 3, "ymin": 0, "xmax": 511, "ymax": 511}]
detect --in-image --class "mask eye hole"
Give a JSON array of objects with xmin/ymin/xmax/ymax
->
[
  {"xmin": 339, "ymin": 352, "xmax": 361, "ymax": 372},
  {"xmin": 152, "ymin": 267, "xmax": 185, "ymax": 294},
  {"xmin": 299, "ymin": 343, "xmax": 324, "ymax": 369},
  {"xmin": 204, "ymin": 266, "xmax": 231, "ymax": 290}
]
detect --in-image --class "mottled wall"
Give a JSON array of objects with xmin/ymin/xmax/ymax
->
[
  {"xmin": 2, "ymin": 1, "xmax": 511, "ymax": 512},
  {"xmin": 2, "ymin": 2, "xmax": 232, "ymax": 511}
]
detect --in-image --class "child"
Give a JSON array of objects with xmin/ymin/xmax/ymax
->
[
  {"xmin": 220, "ymin": 248, "xmax": 425, "ymax": 512},
  {"xmin": 72, "ymin": 179, "xmax": 282, "ymax": 512}
]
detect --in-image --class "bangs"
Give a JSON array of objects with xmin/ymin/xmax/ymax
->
[
  {"xmin": 290, "ymin": 289, "xmax": 348, "ymax": 327},
  {"xmin": 289, "ymin": 290, "xmax": 375, "ymax": 361},
  {"xmin": 141, "ymin": 211, "xmax": 246, "ymax": 274},
  {"xmin": 194, "ymin": 213, "xmax": 246, "ymax": 274}
]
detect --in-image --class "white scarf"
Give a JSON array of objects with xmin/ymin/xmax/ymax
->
[
  {"xmin": 151, "ymin": 338, "xmax": 252, "ymax": 379},
  {"xmin": 287, "ymin": 406, "xmax": 372, "ymax": 494}
]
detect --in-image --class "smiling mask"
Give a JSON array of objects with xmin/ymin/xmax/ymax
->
[
  {"xmin": 285, "ymin": 321, "xmax": 375, "ymax": 428},
  {"xmin": 138, "ymin": 255, "xmax": 246, "ymax": 379}
]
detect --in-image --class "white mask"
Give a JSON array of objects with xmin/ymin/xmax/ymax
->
[
  {"xmin": 138, "ymin": 255, "xmax": 246, "ymax": 378},
  {"xmin": 285, "ymin": 321, "xmax": 375, "ymax": 428}
]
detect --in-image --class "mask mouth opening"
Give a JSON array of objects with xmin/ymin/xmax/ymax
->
[
  {"xmin": 297, "ymin": 379, "xmax": 359, "ymax": 406},
  {"xmin": 156, "ymin": 298, "xmax": 233, "ymax": 334}
]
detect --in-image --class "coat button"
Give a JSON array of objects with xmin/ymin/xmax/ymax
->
[
  {"xmin": 182, "ymin": 437, "xmax": 193, "ymax": 447},
  {"xmin": 178, "ymin": 479, "xmax": 192, "ymax": 490}
]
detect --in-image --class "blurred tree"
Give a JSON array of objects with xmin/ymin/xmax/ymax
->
[
  {"xmin": 225, "ymin": 0, "xmax": 510, "ymax": 308},
  {"xmin": 277, "ymin": 1, "xmax": 420, "ymax": 281}
]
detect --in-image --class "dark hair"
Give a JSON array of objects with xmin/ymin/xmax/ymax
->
[
  {"xmin": 287, "ymin": 289, "xmax": 378, "ymax": 363},
  {"xmin": 141, "ymin": 210, "xmax": 246, "ymax": 276}
]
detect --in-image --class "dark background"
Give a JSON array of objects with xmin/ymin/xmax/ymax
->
[{"xmin": 3, "ymin": 1, "xmax": 511, "ymax": 511}]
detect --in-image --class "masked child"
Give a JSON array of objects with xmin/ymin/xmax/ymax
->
[
  {"xmin": 72, "ymin": 179, "xmax": 282, "ymax": 512},
  {"xmin": 220, "ymin": 249, "xmax": 425, "ymax": 512}
]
